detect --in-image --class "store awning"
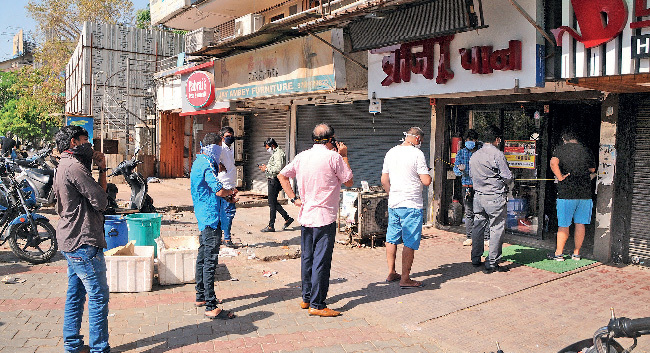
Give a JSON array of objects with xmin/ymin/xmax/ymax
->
[
  {"xmin": 348, "ymin": 0, "xmax": 485, "ymax": 51},
  {"xmin": 566, "ymin": 74, "xmax": 650, "ymax": 93}
]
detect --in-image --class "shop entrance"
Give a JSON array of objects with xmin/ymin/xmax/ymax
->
[{"xmin": 444, "ymin": 101, "xmax": 600, "ymax": 249}]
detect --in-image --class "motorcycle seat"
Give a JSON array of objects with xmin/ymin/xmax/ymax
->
[
  {"xmin": 15, "ymin": 159, "xmax": 34, "ymax": 167},
  {"xmin": 24, "ymin": 169, "xmax": 53, "ymax": 184}
]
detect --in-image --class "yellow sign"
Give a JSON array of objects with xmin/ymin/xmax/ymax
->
[{"xmin": 504, "ymin": 140, "xmax": 536, "ymax": 169}]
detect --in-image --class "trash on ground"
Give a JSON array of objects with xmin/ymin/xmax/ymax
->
[
  {"xmin": 147, "ymin": 177, "xmax": 161, "ymax": 183},
  {"xmin": 219, "ymin": 247, "xmax": 239, "ymax": 257},
  {"xmin": 1, "ymin": 275, "xmax": 26, "ymax": 284},
  {"xmin": 262, "ymin": 271, "xmax": 278, "ymax": 277},
  {"xmin": 230, "ymin": 278, "xmax": 239, "ymax": 281},
  {"xmin": 248, "ymin": 254, "xmax": 256, "ymax": 259}
]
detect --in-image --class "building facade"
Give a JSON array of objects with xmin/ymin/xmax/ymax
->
[{"xmin": 151, "ymin": 0, "xmax": 650, "ymax": 265}]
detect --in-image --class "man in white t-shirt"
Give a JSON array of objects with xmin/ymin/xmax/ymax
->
[
  {"xmin": 217, "ymin": 126, "xmax": 238, "ymax": 247},
  {"xmin": 381, "ymin": 127, "xmax": 432, "ymax": 289}
]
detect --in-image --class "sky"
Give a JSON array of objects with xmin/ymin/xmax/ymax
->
[{"xmin": 0, "ymin": 0, "xmax": 151, "ymax": 61}]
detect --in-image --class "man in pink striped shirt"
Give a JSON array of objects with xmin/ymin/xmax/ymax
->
[{"xmin": 278, "ymin": 123, "xmax": 353, "ymax": 317}]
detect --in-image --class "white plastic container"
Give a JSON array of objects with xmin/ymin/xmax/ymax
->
[
  {"xmin": 156, "ymin": 236, "xmax": 199, "ymax": 285},
  {"xmin": 105, "ymin": 246, "xmax": 154, "ymax": 292}
]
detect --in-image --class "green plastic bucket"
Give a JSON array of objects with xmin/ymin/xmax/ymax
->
[{"xmin": 126, "ymin": 213, "xmax": 162, "ymax": 257}]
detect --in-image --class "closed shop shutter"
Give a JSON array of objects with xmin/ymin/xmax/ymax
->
[
  {"xmin": 629, "ymin": 103, "xmax": 650, "ymax": 265},
  {"xmin": 296, "ymin": 97, "xmax": 431, "ymax": 192},
  {"xmin": 244, "ymin": 109, "xmax": 289, "ymax": 193}
]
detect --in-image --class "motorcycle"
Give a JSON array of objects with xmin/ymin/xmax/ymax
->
[
  {"xmin": 0, "ymin": 159, "xmax": 57, "ymax": 264},
  {"xmin": 108, "ymin": 147, "xmax": 155, "ymax": 213},
  {"xmin": 491, "ymin": 309, "xmax": 650, "ymax": 353}
]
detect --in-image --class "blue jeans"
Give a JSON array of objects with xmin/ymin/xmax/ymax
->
[
  {"xmin": 195, "ymin": 225, "xmax": 221, "ymax": 310},
  {"xmin": 301, "ymin": 222, "xmax": 336, "ymax": 310},
  {"xmin": 218, "ymin": 197, "xmax": 236, "ymax": 240},
  {"xmin": 62, "ymin": 245, "xmax": 110, "ymax": 353}
]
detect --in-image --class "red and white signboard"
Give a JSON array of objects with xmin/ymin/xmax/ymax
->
[
  {"xmin": 367, "ymin": 0, "xmax": 539, "ymax": 99},
  {"xmin": 186, "ymin": 71, "xmax": 215, "ymax": 108}
]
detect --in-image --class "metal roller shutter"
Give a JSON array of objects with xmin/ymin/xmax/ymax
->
[
  {"xmin": 629, "ymin": 103, "xmax": 650, "ymax": 265},
  {"xmin": 244, "ymin": 109, "xmax": 289, "ymax": 193},
  {"xmin": 296, "ymin": 97, "xmax": 431, "ymax": 196}
]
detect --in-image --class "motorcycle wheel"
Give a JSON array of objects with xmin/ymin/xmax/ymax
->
[{"xmin": 8, "ymin": 218, "xmax": 58, "ymax": 264}]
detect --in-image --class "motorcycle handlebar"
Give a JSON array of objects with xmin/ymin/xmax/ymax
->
[{"xmin": 609, "ymin": 317, "xmax": 650, "ymax": 338}]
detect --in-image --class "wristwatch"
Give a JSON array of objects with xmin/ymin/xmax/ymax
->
[{"xmin": 290, "ymin": 197, "xmax": 299, "ymax": 204}]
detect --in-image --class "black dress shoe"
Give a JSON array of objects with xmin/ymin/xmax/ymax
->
[
  {"xmin": 282, "ymin": 217, "xmax": 294, "ymax": 230},
  {"xmin": 260, "ymin": 226, "xmax": 275, "ymax": 232},
  {"xmin": 472, "ymin": 261, "xmax": 483, "ymax": 267},
  {"xmin": 484, "ymin": 264, "xmax": 509, "ymax": 274}
]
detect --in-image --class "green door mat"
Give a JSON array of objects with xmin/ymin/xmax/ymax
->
[{"xmin": 482, "ymin": 245, "xmax": 597, "ymax": 273}]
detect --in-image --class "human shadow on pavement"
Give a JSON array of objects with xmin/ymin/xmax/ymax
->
[
  {"xmin": 326, "ymin": 261, "xmax": 483, "ymax": 312},
  {"xmin": 110, "ymin": 310, "xmax": 273, "ymax": 353},
  {"xmin": 249, "ymin": 234, "xmax": 302, "ymax": 248}
]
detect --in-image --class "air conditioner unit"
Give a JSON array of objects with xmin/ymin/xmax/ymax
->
[
  {"xmin": 358, "ymin": 192, "xmax": 389, "ymax": 238},
  {"xmin": 234, "ymin": 14, "xmax": 263, "ymax": 37},
  {"xmin": 235, "ymin": 165, "xmax": 244, "ymax": 188},
  {"xmin": 339, "ymin": 187, "xmax": 388, "ymax": 247},
  {"xmin": 184, "ymin": 27, "xmax": 218, "ymax": 54},
  {"xmin": 227, "ymin": 115, "xmax": 244, "ymax": 137},
  {"xmin": 234, "ymin": 139, "xmax": 244, "ymax": 162}
]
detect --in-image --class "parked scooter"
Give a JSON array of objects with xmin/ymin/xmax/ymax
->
[
  {"xmin": 108, "ymin": 148, "xmax": 155, "ymax": 213},
  {"xmin": 11, "ymin": 147, "xmax": 57, "ymax": 206}
]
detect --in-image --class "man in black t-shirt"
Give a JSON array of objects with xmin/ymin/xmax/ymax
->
[{"xmin": 549, "ymin": 130, "xmax": 596, "ymax": 261}]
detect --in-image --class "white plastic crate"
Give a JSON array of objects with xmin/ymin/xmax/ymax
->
[
  {"xmin": 105, "ymin": 246, "xmax": 154, "ymax": 292},
  {"xmin": 156, "ymin": 236, "xmax": 200, "ymax": 285}
]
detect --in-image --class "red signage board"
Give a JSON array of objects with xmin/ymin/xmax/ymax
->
[
  {"xmin": 185, "ymin": 71, "xmax": 215, "ymax": 109},
  {"xmin": 551, "ymin": 0, "xmax": 650, "ymax": 48}
]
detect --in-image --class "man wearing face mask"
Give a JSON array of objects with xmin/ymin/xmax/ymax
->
[
  {"xmin": 217, "ymin": 126, "xmax": 238, "ymax": 247},
  {"xmin": 453, "ymin": 129, "xmax": 489, "ymax": 247},
  {"xmin": 54, "ymin": 126, "xmax": 110, "ymax": 353},
  {"xmin": 381, "ymin": 127, "xmax": 432, "ymax": 288},
  {"xmin": 258, "ymin": 138, "xmax": 294, "ymax": 232},
  {"xmin": 191, "ymin": 133, "xmax": 236, "ymax": 320},
  {"xmin": 469, "ymin": 125, "xmax": 513, "ymax": 274}
]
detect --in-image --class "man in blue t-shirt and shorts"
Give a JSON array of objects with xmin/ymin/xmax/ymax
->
[
  {"xmin": 549, "ymin": 130, "xmax": 596, "ymax": 261},
  {"xmin": 381, "ymin": 127, "xmax": 432, "ymax": 288}
]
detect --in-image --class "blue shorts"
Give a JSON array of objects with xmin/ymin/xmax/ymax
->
[
  {"xmin": 386, "ymin": 208, "xmax": 423, "ymax": 250},
  {"xmin": 556, "ymin": 199, "xmax": 593, "ymax": 227}
]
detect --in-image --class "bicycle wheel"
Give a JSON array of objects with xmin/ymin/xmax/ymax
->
[{"xmin": 8, "ymin": 218, "xmax": 58, "ymax": 264}]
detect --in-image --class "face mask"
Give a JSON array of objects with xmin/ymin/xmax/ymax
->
[
  {"xmin": 403, "ymin": 132, "xmax": 422, "ymax": 149},
  {"xmin": 224, "ymin": 136, "xmax": 235, "ymax": 146},
  {"xmin": 201, "ymin": 144, "xmax": 221, "ymax": 165},
  {"xmin": 465, "ymin": 141, "xmax": 476, "ymax": 150},
  {"xmin": 69, "ymin": 142, "xmax": 94, "ymax": 170},
  {"xmin": 267, "ymin": 147, "xmax": 273, "ymax": 154}
]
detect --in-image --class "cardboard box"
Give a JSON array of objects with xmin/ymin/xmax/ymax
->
[
  {"xmin": 105, "ymin": 245, "xmax": 154, "ymax": 292},
  {"xmin": 156, "ymin": 236, "xmax": 199, "ymax": 285}
]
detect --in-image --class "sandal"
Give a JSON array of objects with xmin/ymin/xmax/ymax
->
[
  {"xmin": 385, "ymin": 274, "xmax": 401, "ymax": 283},
  {"xmin": 195, "ymin": 298, "xmax": 223, "ymax": 307},
  {"xmin": 400, "ymin": 281, "xmax": 424, "ymax": 289},
  {"xmin": 205, "ymin": 309, "xmax": 235, "ymax": 320}
]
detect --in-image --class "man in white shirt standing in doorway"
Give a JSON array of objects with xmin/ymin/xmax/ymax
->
[
  {"xmin": 218, "ymin": 126, "xmax": 238, "ymax": 247},
  {"xmin": 381, "ymin": 127, "xmax": 432, "ymax": 289}
]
